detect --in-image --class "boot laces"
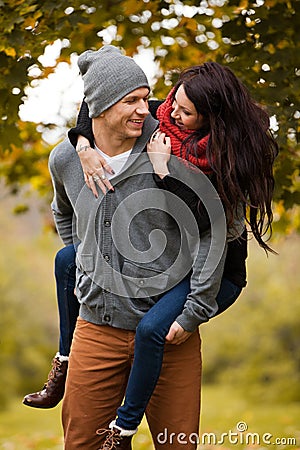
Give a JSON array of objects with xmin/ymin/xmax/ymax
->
[
  {"xmin": 43, "ymin": 357, "xmax": 62, "ymax": 388},
  {"xmin": 96, "ymin": 427, "xmax": 123, "ymax": 449}
]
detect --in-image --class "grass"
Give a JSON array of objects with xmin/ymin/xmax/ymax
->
[
  {"xmin": 0, "ymin": 400, "xmax": 63, "ymax": 449},
  {"xmin": 199, "ymin": 385, "xmax": 300, "ymax": 449},
  {"xmin": 1, "ymin": 385, "xmax": 299, "ymax": 449}
]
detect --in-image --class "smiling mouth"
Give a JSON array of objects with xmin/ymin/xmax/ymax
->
[
  {"xmin": 175, "ymin": 121, "xmax": 185, "ymax": 129},
  {"xmin": 129, "ymin": 119, "xmax": 144, "ymax": 128}
]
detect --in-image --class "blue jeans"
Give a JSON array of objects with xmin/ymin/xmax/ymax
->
[
  {"xmin": 54, "ymin": 245, "xmax": 241, "ymax": 429},
  {"xmin": 115, "ymin": 276, "xmax": 242, "ymax": 430},
  {"xmin": 215, "ymin": 277, "xmax": 242, "ymax": 315},
  {"xmin": 54, "ymin": 245, "xmax": 79, "ymax": 356}
]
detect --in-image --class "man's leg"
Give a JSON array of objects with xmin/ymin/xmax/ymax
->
[
  {"xmin": 146, "ymin": 330, "xmax": 202, "ymax": 450},
  {"xmin": 62, "ymin": 318, "xmax": 135, "ymax": 449},
  {"xmin": 23, "ymin": 245, "xmax": 78, "ymax": 408}
]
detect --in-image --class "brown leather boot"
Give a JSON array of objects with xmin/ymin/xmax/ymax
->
[{"xmin": 22, "ymin": 355, "xmax": 68, "ymax": 408}]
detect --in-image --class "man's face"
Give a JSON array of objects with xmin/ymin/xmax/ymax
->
[{"xmin": 101, "ymin": 87, "xmax": 150, "ymax": 140}]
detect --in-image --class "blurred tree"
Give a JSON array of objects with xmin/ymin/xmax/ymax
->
[{"xmin": 0, "ymin": 0, "xmax": 299, "ymax": 232}]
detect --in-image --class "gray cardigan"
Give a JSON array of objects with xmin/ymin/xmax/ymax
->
[{"xmin": 49, "ymin": 114, "xmax": 229, "ymax": 332}]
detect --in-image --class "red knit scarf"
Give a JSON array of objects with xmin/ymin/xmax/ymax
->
[{"xmin": 157, "ymin": 89, "xmax": 212, "ymax": 174}]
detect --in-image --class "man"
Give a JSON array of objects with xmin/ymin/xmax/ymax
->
[{"xmin": 48, "ymin": 45, "xmax": 225, "ymax": 449}]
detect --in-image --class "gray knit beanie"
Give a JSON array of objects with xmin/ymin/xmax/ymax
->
[{"xmin": 78, "ymin": 45, "xmax": 150, "ymax": 118}]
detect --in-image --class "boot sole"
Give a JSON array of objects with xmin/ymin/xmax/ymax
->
[{"xmin": 22, "ymin": 398, "xmax": 60, "ymax": 409}]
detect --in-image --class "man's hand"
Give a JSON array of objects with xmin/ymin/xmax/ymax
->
[{"xmin": 165, "ymin": 321, "xmax": 192, "ymax": 345}]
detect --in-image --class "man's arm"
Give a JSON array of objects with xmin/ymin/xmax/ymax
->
[
  {"xmin": 175, "ymin": 228, "xmax": 228, "ymax": 333},
  {"xmin": 48, "ymin": 144, "xmax": 75, "ymax": 246}
]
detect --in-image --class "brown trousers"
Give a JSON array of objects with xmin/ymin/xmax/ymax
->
[{"xmin": 62, "ymin": 317, "xmax": 202, "ymax": 449}]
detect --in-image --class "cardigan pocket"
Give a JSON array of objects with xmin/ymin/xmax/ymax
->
[
  {"xmin": 76, "ymin": 253, "xmax": 94, "ymax": 272},
  {"xmin": 122, "ymin": 260, "xmax": 169, "ymax": 298}
]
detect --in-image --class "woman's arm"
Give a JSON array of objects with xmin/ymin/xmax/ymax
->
[
  {"xmin": 68, "ymin": 100, "xmax": 114, "ymax": 196},
  {"xmin": 69, "ymin": 99, "xmax": 164, "ymax": 197},
  {"xmin": 147, "ymin": 131, "xmax": 211, "ymax": 233},
  {"xmin": 68, "ymin": 100, "xmax": 93, "ymax": 148},
  {"xmin": 147, "ymin": 130, "xmax": 246, "ymax": 341}
]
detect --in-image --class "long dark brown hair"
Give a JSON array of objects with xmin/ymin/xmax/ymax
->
[{"xmin": 173, "ymin": 62, "xmax": 279, "ymax": 253}]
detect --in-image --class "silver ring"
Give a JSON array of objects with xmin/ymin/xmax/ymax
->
[
  {"xmin": 151, "ymin": 130, "xmax": 160, "ymax": 141},
  {"xmin": 100, "ymin": 174, "xmax": 107, "ymax": 181},
  {"xmin": 93, "ymin": 176, "xmax": 100, "ymax": 182}
]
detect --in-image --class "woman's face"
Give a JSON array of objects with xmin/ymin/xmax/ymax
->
[{"xmin": 171, "ymin": 84, "xmax": 205, "ymax": 131}]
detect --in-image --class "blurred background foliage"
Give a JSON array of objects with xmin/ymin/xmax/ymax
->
[
  {"xmin": 201, "ymin": 234, "xmax": 300, "ymax": 404},
  {"xmin": 0, "ymin": 0, "xmax": 299, "ymax": 448}
]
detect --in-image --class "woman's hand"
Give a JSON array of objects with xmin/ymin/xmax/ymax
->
[
  {"xmin": 165, "ymin": 321, "xmax": 192, "ymax": 345},
  {"xmin": 147, "ymin": 130, "xmax": 171, "ymax": 179},
  {"xmin": 76, "ymin": 136, "xmax": 114, "ymax": 197}
]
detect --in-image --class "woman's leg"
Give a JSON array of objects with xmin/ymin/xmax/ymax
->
[
  {"xmin": 23, "ymin": 244, "xmax": 78, "ymax": 408},
  {"xmin": 55, "ymin": 244, "xmax": 79, "ymax": 356},
  {"xmin": 147, "ymin": 330, "xmax": 202, "ymax": 450},
  {"xmin": 115, "ymin": 276, "xmax": 191, "ymax": 431},
  {"xmin": 114, "ymin": 276, "xmax": 241, "ymax": 430},
  {"xmin": 215, "ymin": 277, "xmax": 242, "ymax": 315}
]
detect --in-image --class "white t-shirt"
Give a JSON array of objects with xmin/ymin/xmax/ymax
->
[{"xmin": 95, "ymin": 145, "xmax": 132, "ymax": 180}]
